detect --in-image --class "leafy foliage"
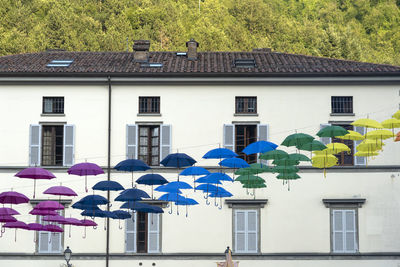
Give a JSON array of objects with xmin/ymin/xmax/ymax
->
[{"xmin": 0, "ymin": 0, "xmax": 399, "ymax": 65}]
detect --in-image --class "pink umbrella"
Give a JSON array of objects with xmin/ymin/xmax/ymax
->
[
  {"xmin": 43, "ymin": 186, "xmax": 77, "ymax": 197},
  {"xmin": 43, "ymin": 224, "xmax": 63, "ymax": 233},
  {"xmin": 15, "ymin": 167, "xmax": 56, "ymax": 198},
  {"xmin": 0, "ymin": 191, "xmax": 29, "ymax": 207},
  {"xmin": 3, "ymin": 221, "xmax": 28, "ymax": 241},
  {"xmin": 35, "ymin": 200, "xmax": 64, "ymax": 210},
  {"xmin": 43, "ymin": 215, "xmax": 67, "ymax": 224},
  {"xmin": 29, "ymin": 208, "xmax": 58, "ymax": 216},
  {"xmin": 0, "ymin": 207, "xmax": 19, "ymax": 216},
  {"xmin": 68, "ymin": 162, "xmax": 104, "ymax": 192},
  {"xmin": 60, "ymin": 218, "xmax": 83, "ymax": 237},
  {"xmin": 80, "ymin": 219, "xmax": 97, "ymax": 238},
  {"xmin": 27, "ymin": 223, "xmax": 45, "ymax": 242},
  {"xmin": 0, "ymin": 215, "xmax": 17, "ymax": 237}
]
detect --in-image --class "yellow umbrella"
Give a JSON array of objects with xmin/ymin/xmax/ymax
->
[
  {"xmin": 354, "ymin": 151, "xmax": 379, "ymax": 157},
  {"xmin": 312, "ymin": 154, "xmax": 338, "ymax": 178},
  {"xmin": 364, "ymin": 129, "xmax": 395, "ymax": 140},
  {"xmin": 336, "ymin": 130, "xmax": 365, "ymax": 141},
  {"xmin": 351, "ymin": 118, "xmax": 383, "ymax": 129},
  {"xmin": 381, "ymin": 118, "xmax": 400, "ymax": 129},
  {"xmin": 357, "ymin": 139, "xmax": 384, "ymax": 152},
  {"xmin": 392, "ymin": 110, "xmax": 400, "ymax": 120},
  {"xmin": 325, "ymin": 143, "xmax": 350, "ymax": 154}
]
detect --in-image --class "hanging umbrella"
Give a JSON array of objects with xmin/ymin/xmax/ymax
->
[
  {"xmin": 154, "ymin": 184, "xmax": 182, "ymax": 194},
  {"xmin": 272, "ymin": 158, "xmax": 300, "ymax": 166},
  {"xmin": 115, "ymin": 188, "xmax": 150, "ymax": 202},
  {"xmin": 29, "ymin": 208, "xmax": 58, "ymax": 216},
  {"xmin": 242, "ymin": 140, "xmax": 278, "ymax": 155},
  {"xmin": 92, "ymin": 180, "xmax": 125, "ymax": 191},
  {"xmin": 317, "ymin": 125, "xmax": 349, "ymax": 138},
  {"xmin": 324, "ymin": 143, "xmax": 351, "ymax": 154},
  {"xmin": 235, "ymin": 175, "xmax": 265, "ymax": 184},
  {"xmin": 272, "ymin": 165, "xmax": 299, "ymax": 173},
  {"xmin": 235, "ymin": 164, "xmax": 274, "ymax": 175},
  {"xmin": 68, "ymin": 162, "xmax": 104, "ymax": 192},
  {"xmin": 202, "ymin": 173, "xmax": 234, "ymax": 182},
  {"xmin": 0, "ymin": 207, "xmax": 19, "ymax": 216},
  {"xmin": 155, "ymin": 181, "xmax": 192, "ymax": 193},
  {"xmin": 276, "ymin": 173, "xmax": 301, "ymax": 180},
  {"xmin": 312, "ymin": 155, "xmax": 338, "ymax": 178},
  {"xmin": 364, "ymin": 129, "xmax": 395, "ymax": 141},
  {"xmin": 3, "ymin": 221, "xmax": 28, "ymax": 241},
  {"xmin": 297, "ymin": 140, "xmax": 327, "ymax": 157},
  {"xmin": 80, "ymin": 219, "xmax": 97, "ymax": 238},
  {"xmin": 15, "ymin": 167, "xmax": 56, "ymax": 198},
  {"xmin": 354, "ymin": 151, "xmax": 379, "ymax": 157},
  {"xmin": 43, "ymin": 224, "xmax": 64, "ymax": 233},
  {"xmin": 219, "ymin": 158, "xmax": 250, "ymax": 169},
  {"xmin": 208, "ymin": 190, "xmax": 233, "ymax": 209},
  {"xmin": 81, "ymin": 209, "xmax": 108, "ymax": 218},
  {"xmin": 174, "ymin": 196, "xmax": 199, "ymax": 217},
  {"xmin": 351, "ymin": 118, "xmax": 383, "ymax": 129},
  {"xmin": 194, "ymin": 184, "xmax": 220, "ymax": 193},
  {"xmin": 0, "ymin": 215, "xmax": 17, "ymax": 222},
  {"xmin": 202, "ymin": 148, "xmax": 238, "ymax": 159},
  {"xmin": 259, "ymin": 150, "xmax": 289, "ymax": 161},
  {"xmin": 160, "ymin": 153, "xmax": 197, "ymax": 181},
  {"xmin": 27, "ymin": 223, "xmax": 45, "ymax": 242},
  {"xmin": 43, "ymin": 215, "xmax": 67, "ymax": 224},
  {"xmin": 281, "ymin": 133, "xmax": 314, "ymax": 148},
  {"xmin": 59, "ymin": 218, "xmax": 84, "ymax": 238},
  {"xmin": 179, "ymin": 167, "xmax": 209, "ymax": 191},
  {"xmin": 0, "ymin": 191, "xmax": 29, "ymax": 206},
  {"xmin": 78, "ymin": 195, "xmax": 109, "ymax": 205},
  {"xmin": 357, "ymin": 139, "xmax": 384, "ymax": 152},
  {"xmin": 136, "ymin": 174, "xmax": 168, "ymax": 199},
  {"xmin": 392, "ymin": 110, "xmax": 400, "ymax": 119},
  {"xmin": 35, "ymin": 200, "xmax": 65, "ymax": 210},
  {"xmin": 114, "ymin": 159, "xmax": 151, "ymax": 187},
  {"xmin": 194, "ymin": 175, "xmax": 222, "ymax": 185},
  {"xmin": 335, "ymin": 130, "xmax": 365, "ymax": 141},
  {"xmin": 43, "ymin": 186, "xmax": 77, "ymax": 197},
  {"xmin": 287, "ymin": 153, "xmax": 311, "ymax": 162},
  {"xmin": 112, "ymin": 210, "xmax": 131, "ymax": 230}
]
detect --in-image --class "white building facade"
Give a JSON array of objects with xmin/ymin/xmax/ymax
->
[{"xmin": 0, "ymin": 41, "xmax": 399, "ymax": 267}]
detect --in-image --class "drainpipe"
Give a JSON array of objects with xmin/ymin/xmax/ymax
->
[{"xmin": 106, "ymin": 76, "xmax": 112, "ymax": 267}]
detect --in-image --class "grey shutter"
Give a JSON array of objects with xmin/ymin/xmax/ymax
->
[
  {"xmin": 235, "ymin": 210, "xmax": 246, "ymax": 252},
  {"xmin": 38, "ymin": 232, "xmax": 49, "ymax": 252},
  {"xmin": 320, "ymin": 124, "xmax": 331, "ymax": 145},
  {"xmin": 126, "ymin": 125, "xmax": 137, "ymax": 159},
  {"xmin": 29, "ymin": 124, "xmax": 41, "ymax": 166},
  {"xmin": 126, "ymin": 213, "xmax": 136, "ymax": 252},
  {"xmin": 148, "ymin": 213, "xmax": 160, "ymax": 253},
  {"xmin": 257, "ymin": 124, "xmax": 269, "ymax": 164},
  {"xmin": 332, "ymin": 210, "xmax": 344, "ymax": 252},
  {"xmin": 345, "ymin": 210, "xmax": 356, "ymax": 252},
  {"xmin": 63, "ymin": 124, "xmax": 75, "ymax": 166},
  {"xmin": 160, "ymin": 125, "xmax": 171, "ymax": 162},
  {"xmin": 354, "ymin": 126, "xmax": 366, "ymax": 166},
  {"xmin": 247, "ymin": 210, "xmax": 258, "ymax": 252},
  {"xmin": 50, "ymin": 232, "xmax": 62, "ymax": 252},
  {"xmin": 223, "ymin": 124, "xmax": 235, "ymax": 151}
]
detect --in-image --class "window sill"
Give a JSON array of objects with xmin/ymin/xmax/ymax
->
[
  {"xmin": 137, "ymin": 113, "xmax": 162, "ymax": 117},
  {"xmin": 40, "ymin": 113, "xmax": 65, "ymax": 117},
  {"xmin": 323, "ymin": 198, "xmax": 365, "ymax": 208},
  {"xmin": 225, "ymin": 199, "xmax": 268, "ymax": 208},
  {"xmin": 330, "ymin": 113, "xmax": 355, "ymax": 117},
  {"xmin": 234, "ymin": 113, "xmax": 258, "ymax": 117}
]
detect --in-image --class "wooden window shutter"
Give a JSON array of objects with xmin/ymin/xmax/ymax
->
[
  {"xmin": 126, "ymin": 125, "xmax": 138, "ymax": 159},
  {"xmin": 147, "ymin": 213, "xmax": 160, "ymax": 253},
  {"xmin": 29, "ymin": 124, "xmax": 41, "ymax": 166},
  {"xmin": 160, "ymin": 125, "xmax": 171, "ymax": 163},
  {"xmin": 319, "ymin": 124, "xmax": 331, "ymax": 145},
  {"xmin": 126, "ymin": 213, "xmax": 136, "ymax": 252},
  {"xmin": 354, "ymin": 126, "xmax": 366, "ymax": 166},
  {"xmin": 223, "ymin": 124, "xmax": 235, "ymax": 151},
  {"xmin": 63, "ymin": 124, "xmax": 75, "ymax": 166}
]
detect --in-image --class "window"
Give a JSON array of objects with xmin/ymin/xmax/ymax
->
[
  {"xmin": 331, "ymin": 96, "xmax": 353, "ymax": 114},
  {"xmin": 234, "ymin": 209, "xmax": 258, "ymax": 253},
  {"xmin": 332, "ymin": 124, "xmax": 354, "ymax": 166},
  {"xmin": 138, "ymin": 126, "xmax": 160, "ymax": 166},
  {"xmin": 235, "ymin": 97, "xmax": 257, "ymax": 114},
  {"xmin": 37, "ymin": 211, "xmax": 63, "ymax": 253},
  {"xmin": 139, "ymin": 97, "xmax": 160, "ymax": 114},
  {"xmin": 43, "ymin": 97, "xmax": 64, "ymax": 114},
  {"xmin": 235, "ymin": 125, "xmax": 257, "ymax": 163},
  {"xmin": 126, "ymin": 213, "xmax": 160, "ymax": 253},
  {"xmin": 29, "ymin": 124, "xmax": 75, "ymax": 166}
]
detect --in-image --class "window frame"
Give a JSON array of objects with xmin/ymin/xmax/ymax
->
[
  {"xmin": 138, "ymin": 96, "xmax": 160, "ymax": 114},
  {"xmin": 235, "ymin": 97, "xmax": 257, "ymax": 114},
  {"xmin": 138, "ymin": 125, "xmax": 160, "ymax": 166},
  {"xmin": 41, "ymin": 125, "xmax": 64, "ymax": 166},
  {"xmin": 42, "ymin": 97, "xmax": 64, "ymax": 114},
  {"xmin": 331, "ymin": 96, "xmax": 353, "ymax": 114},
  {"xmin": 235, "ymin": 124, "xmax": 257, "ymax": 164}
]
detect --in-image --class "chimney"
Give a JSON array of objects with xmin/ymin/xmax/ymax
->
[
  {"xmin": 133, "ymin": 40, "xmax": 150, "ymax": 62},
  {"xmin": 186, "ymin": 39, "xmax": 199, "ymax": 60}
]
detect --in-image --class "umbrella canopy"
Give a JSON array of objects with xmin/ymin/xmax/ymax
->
[
  {"xmin": 71, "ymin": 202, "xmax": 101, "ymax": 211},
  {"xmin": 235, "ymin": 175, "xmax": 265, "ymax": 184},
  {"xmin": 393, "ymin": 110, "xmax": 400, "ymax": 120},
  {"xmin": 235, "ymin": 164, "xmax": 273, "ymax": 175},
  {"xmin": 259, "ymin": 150, "xmax": 289, "ymax": 161},
  {"xmin": 120, "ymin": 201, "xmax": 163, "ymax": 213},
  {"xmin": 92, "ymin": 180, "xmax": 125, "ymax": 191},
  {"xmin": 27, "ymin": 223, "xmax": 45, "ymax": 231},
  {"xmin": 3, "ymin": 221, "xmax": 29, "ymax": 230},
  {"xmin": 60, "ymin": 218, "xmax": 83, "ymax": 226},
  {"xmin": 272, "ymin": 165, "xmax": 299, "ymax": 173},
  {"xmin": 219, "ymin": 158, "xmax": 250, "ymax": 169},
  {"xmin": 175, "ymin": 197, "xmax": 199, "ymax": 206},
  {"xmin": 0, "ymin": 207, "xmax": 20, "ymax": 216},
  {"xmin": 68, "ymin": 162, "xmax": 104, "ymax": 192},
  {"xmin": 194, "ymin": 176, "xmax": 222, "ymax": 185},
  {"xmin": 160, "ymin": 153, "xmax": 197, "ymax": 168},
  {"xmin": 81, "ymin": 209, "xmax": 109, "ymax": 218},
  {"xmin": 365, "ymin": 129, "xmax": 395, "ymax": 140},
  {"xmin": 35, "ymin": 200, "xmax": 64, "ymax": 210},
  {"xmin": 351, "ymin": 118, "xmax": 383, "ymax": 129},
  {"xmin": 0, "ymin": 191, "xmax": 29, "ymax": 205},
  {"xmin": 242, "ymin": 140, "xmax": 278, "ymax": 155},
  {"xmin": 272, "ymin": 158, "xmax": 300, "ymax": 166},
  {"xmin": 155, "ymin": 181, "xmax": 192, "ymax": 193},
  {"xmin": 79, "ymin": 195, "xmax": 109, "ymax": 205},
  {"xmin": 179, "ymin": 167, "xmax": 210, "ymax": 176},
  {"xmin": 136, "ymin": 174, "xmax": 169, "ymax": 185},
  {"xmin": 15, "ymin": 167, "xmax": 56, "ymax": 198},
  {"xmin": 203, "ymin": 148, "xmax": 238, "ymax": 159},
  {"xmin": 43, "ymin": 186, "xmax": 77, "ymax": 196},
  {"xmin": 158, "ymin": 193, "xmax": 186, "ymax": 202},
  {"xmin": 194, "ymin": 184, "xmax": 220, "ymax": 193},
  {"xmin": 312, "ymin": 154, "xmax": 338, "ymax": 177},
  {"xmin": 298, "ymin": 140, "xmax": 327, "ymax": 152},
  {"xmin": 354, "ymin": 151, "xmax": 379, "ymax": 157},
  {"xmin": 115, "ymin": 188, "xmax": 150, "ymax": 202},
  {"xmin": 324, "ymin": 143, "xmax": 351, "ymax": 154},
  {"xmin": 203, "ymin": 173, "xmax": 234, "ymax": 182},
  {"xmin": 208, "ymin": 191, "xmax": 233, "ymax": 198},
  {"xmin": 112, "ymin": 210, "xmax": 131, "ymax": 219},
  {"xmin": 287, "ymin": 153, "xmax": 311, "ymax": 162},
  {"xmin": 43, "ymin": 225, "xmax": 64, "ymax": 233},
  {"xmin": 154, "ymin": 184, "xmax": 182, "ymax": 194},
  {"xmin": 114, "ymin": 159, "xmax": 151, "ymax": 172},
  {"xmin": 43, "ymin": 215, "xmax": 67, "ymax": 223},
  {"xmin": 357, "ymin": 139, "xmax": 384, "ymax": 152},
  {"xmin": 336, "ymin": 130, "xmax": 365, "ymax": 141},
  {"xmin": 381, "ymin": 118, "xmax": 400, "ymax": 129},
  {"xmin": 281, "ymin": 133, "xmax": 314, "ymax": 148},
  {"xmin": 29, "ymin": 208, "xmax": 58, "ymax": 216},
  {"xmin": 276, "ymin": 173, "xmax": 301, "ymax": 180},
  {"xmin": 0, "ymin": 215, "xmax": 17, "ymax": 223},
  {"xmin": 242, "ymin": 183, "xmax": 266, "ymax": 189},
  {"xmin": 80, "ymin": 219, "xmax": 97, "ymax": 227},
  {"xmin": 317, "ymin": 125, "xmax": 349, "ymax": 138}
]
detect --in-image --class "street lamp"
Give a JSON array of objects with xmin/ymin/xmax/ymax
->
[{"xmin": 64, "ymin": 246, "xmax": 72, "ymax": 267}]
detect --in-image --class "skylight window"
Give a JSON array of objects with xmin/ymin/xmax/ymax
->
[
  {"xmin": 176, "ymin": 52, "xmax": 187, "ymax": 56},
  {"xmin": 140, "ymin": 63, "xmax": 163, "ymax": 68},
  {"xmin": 46, "ymin": 60, "xmax": 74, "ymax": 68},
  {"xmin": 233, "ymin": 59, "xmax": 256, "ymax": 68}
]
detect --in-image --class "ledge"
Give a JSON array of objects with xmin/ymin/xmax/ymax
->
[
  {"xmin": 330, "ymin": 113, "xmax": 355, "ymax": 117},
  {"xmin": 137, "ymin": 113, "xmax": 162, "ymax": 117},
  {"xmin": 225, "ymin": 199, "xmax": 268, "ymax": 208},
  {"xmin": 141, "ymin": 200, "xmax": 169, "ymax": 208},
  {"xmin": 323, "ymin": 198, "xmax": 366, "ymax": 208},
  {"xmin": 40, "ymin": 113, "xmax": 66, "ymax": 117},
  {"xmin": 233, "ymin": 113, "xmax": 259, "ymax": 117}
]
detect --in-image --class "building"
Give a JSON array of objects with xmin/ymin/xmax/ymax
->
[{"xmin": 0, "ymin": 39, "xmax": 399, "ymax": 267}]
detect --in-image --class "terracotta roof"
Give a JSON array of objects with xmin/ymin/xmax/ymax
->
[{"xmin": 0, "ymin": 50, "xmax": 399, "ymax": 76}]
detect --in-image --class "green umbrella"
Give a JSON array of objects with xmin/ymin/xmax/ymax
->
[
  {"xmin": 287, "ymin": 153, "xmax": 311, "ymax": 162},
  {"xmin": 272, "ymin": 165, "xmax": 299, "ymax": 173},
  {"xmin": 234, "ymin": 163, "xmax": 274, "ymax": 175},
  {"xmin": 281, "ymin": 133, "xmax": 314, "ymax": 148},
  {"xmin": 242, "ymin": 183, "xmax": 266, "ymax": 188},
  {"xmin": 297, "ymin": 140, "xmax": 327, "ymax": 151},
  {"xmin": 235, "ymin": 175, "xmax": 265, "ymax": 184},
  {"xmin": 259, "ymin": 149, "xmax": 289, "ymax": 160},
  {"xmin": 273, "ymin": 158, "xmax": 300, "ymax": 166},
  {"xmin": 317, "ymin": 125, "xmax": 349, "ymax": 138},
  {"xmin": 276, "ymin": 173, "xmax": 301, "ymax": 180}
]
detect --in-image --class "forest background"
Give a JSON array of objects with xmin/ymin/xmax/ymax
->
[{"xmin": 1, "ymin": 0, "xmax": 399, "ymax": 65}]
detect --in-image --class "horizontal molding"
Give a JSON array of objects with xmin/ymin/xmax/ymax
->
[
  {"xmin": 323, "ymin": 198, "xmax": 366, "ymax": 208},
  {"xmin": 225, "ymin": 199, "xmax": 268, "ymax": 208}
]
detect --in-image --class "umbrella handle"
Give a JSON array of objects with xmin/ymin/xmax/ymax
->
[
  {"xmin": 177, "ymin": 206, "xmax": 179, "ymax": 216},
  {"xmin": 109, "ymin": 203, "xmax": 112, "ymax": 208},
  {"xmin": 82, "ymin": 227, "xmax": 87, "ymax": 239},
  {"xmin": 0, "ymin": 225, "xmax": 4, "ymax": 234},
  {"xmin": 69, "ymin": 224, "xmax": 72, "ymax": 238},
  {"xmin": 85, "ymin": 176, "xmax": 88, "ymax": 193},
  {"xmin": 15, "ymin": 229, "xmax": 17, "ymax": 242},
  {"xmin": 168, "ymin": 205, "xmax": 173, "ymax": 214},
  {"xmin": 93, "ymin": 225, "xmax": 97, "ymax": 230},
  {"xmin": 214, "ymin": 200, "xmax": 219, "ymax": 207},
  {"xmin": 33, "ymin": 233, "xmax": 36, "ymax": 243},
  {"xmin": 206, "ymin": 199, "xmax": 210, "ymax": 205},
  {"xmin": 165, "ymin": 203, "xmax": 170, "ymax": 208},
  {"xmin": 104, "ymin": 218, "xmax": 107, "ymax": 231},
  {"xmin": 203, "ymin": 194, "xmax": 208, "ymax": 199},
  {"xmin": 119, "ymin": 220, "xmax": 123, "ymax": 230},
  {"xmin": 186, "ymin": 205, "xmax": 188, "ymax": 218}
]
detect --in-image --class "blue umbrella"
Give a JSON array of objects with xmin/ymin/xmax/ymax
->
[
  {"xmin": 115, "ymin": 188, "xmax": 150, "ymax": 202},
  {"xmin": 114, "ymin": 159, "xmax": 151, "ymax": 187},
  {"xmin": 120, "ymin": 201, "xmax": 163, "ymax": 213},
  {"xmin": 202, "ymin": 148, "xmax": 238, "ymax": 159},
  {"xmin": 195, "ymin": 183, "xmax": 220, "ymax": 193},
  {"xmin": 154, "ymin": 184, "xmax": 182, "ymax": 194},
  {"xmin": 194, "ymin": 175, "xmax": 222, "ymax": 185},
  {"xmin": 175, "ymin": 196, "xmax": 199, "ymax": 217},
  {"xmin": 78, "ymin": 195, "xmax": 109, "ymax": 205},
  {"xmin": 160, "ymin": 153, "xmax": 197, "ymax": 181},
  {"xmin": 80, "ymin": 209, "xmax": 109, "ymax": 218},
  {"xmin": 112, "ymin": 210, "xmax": 131, "ymax": 229},
  {"xmin": 242, "ymin": 140, "xmax": 278, "ymax": 155},
  {"xmin": 158, "ymin": 193, "xmax": 186, "ymax": 202},
  {"xmin": 92, "ymin": 180, "xmax": 124, "ymax": 191},
  {"xmin": 209, "ymin": 190, "xmax": 233, "ymax": 209},
  {"xmin": 71, "ymin": 202, "xmax": 101, "ymax": 210},
  {"xmin": 155, "ymin": 181, "xmax": 192, "ymax": 192},
  {"xmin": 219, "ymin": 158, "xmax": 250, "ymax": 169},
  {"xmin": 179, "ymin": 166, "xmax": 210, "ymax": 191},
  {"xmin": 136, "ymin": 173, "xmax": 169, "ymax": 199}
]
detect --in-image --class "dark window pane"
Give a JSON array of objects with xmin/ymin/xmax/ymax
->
[
  {"xmin": 41, "ymin": 125, "xmax": 63, "ymax": 166},
  {"xmin": 138, "ymin": 126, "xmax": 160, "ymax": 166},
  {"xmin": 235, "ymin": 125, "xmax": 257, "ymax": 164},
  {"xmin": 139, "ymin": 97, "xmax": 160, "ymax": 113},
  {"xmin": 43, "ymin": 97, "xmax": 64, "ymax": 114},
  {"xmin": 331, "ymin": 97, "xmax": 353, "ymax": 113},
  {"xmin": 235, "ymin": 97, "xmax": 257, "ymax": 113}
]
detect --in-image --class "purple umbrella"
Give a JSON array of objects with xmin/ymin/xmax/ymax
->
[
  {"xmin": 0, "ymin": 207, "xmax": 20, "ymax": 216},
  {"xmin": 68, "ymin": 162, "xmax": 104, "ymax": 192},
  {"xmin": 0, "ymin": 215, "xmax": 17, "ymax": 223},
  {"xmin": 59, "ymin": 218, "xmax": 83, "ymax": 237},
  {"xmin": 0, "ymin": 191, "xmax": 29, "ymax": 206},
  {"xmin": 43, "ymin": 215, "xmax": 67, "ymax": 223},
  {"xmin": 43, "ymin": 224, "xmax": 63, "ymax": 233},
  {"xmin": 27, "ymin": 223, "xmax": 45, "ymax": 242},
  {"xmin": 29, "ymin": 208, "xmax": 58, "ymax": 216},
  {"xmin": 3, "ymin": 221, "xmax": 28, "ymax": 241},
  {"xmin": 43, "ymin": 186, "xmax": 77, "ymax": 196},
  {"xmin": 15, "ymin": 167, "xmax": 56, "ymax": 198},
  {"xmin": 35, "ymin": 200, "xmax": 64, "ymax": 211},
  {"xmin": 80, "ymin": 219, "xmax": 97, "ymax": 238}
]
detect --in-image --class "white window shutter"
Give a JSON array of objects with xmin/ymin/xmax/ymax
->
[
  {"xmin": 344, "ymin": 210, "xmax": 357, "ymax": 252},
  {"xmin": 247, "ymin": 210, "xmax": 258, "ymax": 252},
  {"xmin": 50, "ymin": 232, "xmax": 62, "ymax": 252},
  {"xmin": 38, "ymin": 232, "xmax": 49, "ymax": 252},
  {"xmin": 63, "ymin": 124, "xmax": 75, "ymax": 166},
  {"xmin": 332, "ymin": 210, "xmax": 344, "ymax": 252},
  {"xmin": 148, "ymin": 213, "xmax": 160, "ymax": 253},
  {"xmin": 29, "ymin": 124, "xmax": 41, "ymax": 166},
  {"xmin": 160, "ymin": 125, "xmax": 171, "ymax": 162},
  {"xmin": 257, "ymin": 124, "xmax": 269, "ymax": 164},
  {"xmin": 126, "ymin": 213, "xmax": 137, "ymax": 252},
  {"xmin": 235, "ymin": 210, "xmax": 246, "ymax": 252},
  {"xmin": 126, "ymin": 125, "xmax": 138, "ymax": 159},
  {"xmin": 223, "ymin": 124, "xmax": 235, "ymax": 151},
  {"xmin": 354, "ymin": 126, "xmax": 366, "ymax": 166},
  {"xmin": 320, "ymin": 124, "xmax": 331, "ymax": 145}
]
